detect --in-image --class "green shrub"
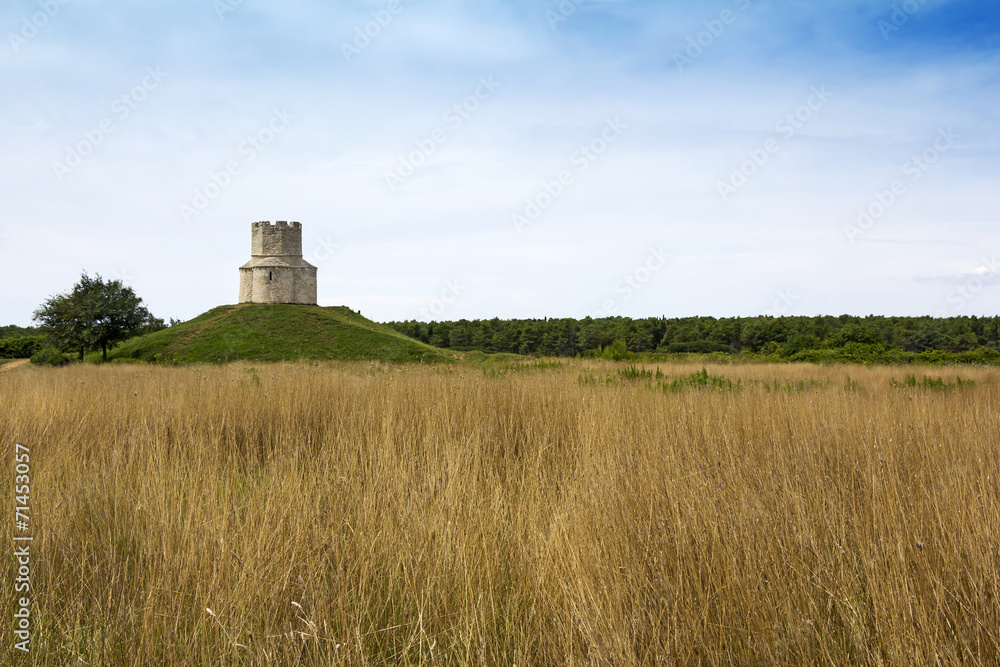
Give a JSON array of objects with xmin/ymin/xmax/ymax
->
[
  {"xmin": 619, "ymin": 364, "xmax": 656, "ymax": 381},
  {"xmin": 600, "ymin": 340, "xmax": 631, "ymax": 361},
  {"xmin": 0, "ymin": 335, "xmax": 46, "ymax": 359},
  {"xmin": 957, "ymin": 347, "xmax": 1000, "ymax": 365},
  {"xmin": 890, "ymin": 374, "xmax": 976, "ymax": 391},
  {"xmin": 30, "ymin": 348, "xmax": 69, "ymax": 367},
  {"xmin": 661, "ymin": 368, "xmax": 742, "ymax": 392}
]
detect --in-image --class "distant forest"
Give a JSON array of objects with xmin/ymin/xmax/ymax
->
[
  {"xmin": 7, "ymin": 316, "xmax": 1000, "ymax": 365},
  {"xmin": 0, "ymin": 325, "xmax": 41, "ymax": 359},
  {"xmin": 387, "ymin": 315, "xmax": 1000, "ymax": 364}
]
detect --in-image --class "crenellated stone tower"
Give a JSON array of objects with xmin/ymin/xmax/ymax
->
[{"xmin": 239, "ymin": 221, "xmax": 317, "ymax": 305}]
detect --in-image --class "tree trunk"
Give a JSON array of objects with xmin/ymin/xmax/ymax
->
[
  {"xmin": 102, "ymin": 344, "xmax": 107, "ymax": 362},
  {"xmin": 78, "ymin": 345, "xmax": 84, "ymax": 360}
]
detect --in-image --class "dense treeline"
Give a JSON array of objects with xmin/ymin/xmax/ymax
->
[
  {"xmin": 6, "ymin": 314, "xmax": 1000, "ymax": 364},
  {"xmin": 386, "ymin": 315, "xmax": 1000, "ymax": 363},
  {"xmin": 0, "ymin": 335, "xmax": 46, "ymax": 359},
  {"xmin": 0, "ymin": 325, "xmax": 43, "ymax": 359},
  {"xmin": 0, "ymin": 325, "xmax": 37, "ymax": 339}
]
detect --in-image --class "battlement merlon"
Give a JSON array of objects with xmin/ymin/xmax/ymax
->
[
  {"xmin": 250, "ymin": 220, "xmax": 304, "ymax": 257},
  {"xmin": 251, "ymin": 220, "xmax": 301, "ymax": 230}
]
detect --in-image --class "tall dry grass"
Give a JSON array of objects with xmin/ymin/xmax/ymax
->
[{"xmin": 1, "ymin": 360, "xmax": 998, "ymax": 665}]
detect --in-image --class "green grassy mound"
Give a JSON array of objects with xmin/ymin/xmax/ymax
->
[{"xmin": 106, "ymin": 304, "xmax": 455, "ymax": 364}]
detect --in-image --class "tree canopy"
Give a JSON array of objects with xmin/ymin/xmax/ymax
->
[
  {"xmin": 386, "ymin": 314, "xmax": 1000, "ymax": 365},
  {"xmin": 32, "ymin": 273, "xmax": 160, "ymax": 361}
]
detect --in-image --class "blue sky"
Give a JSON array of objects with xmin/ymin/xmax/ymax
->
[{"xmin": 2, "ymin": 0, "xmax": 998, "ymax": 326}]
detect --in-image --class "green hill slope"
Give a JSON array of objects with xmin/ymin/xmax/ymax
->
[{"xmin": 107, "ymin": 304, "xmax": 454, "ymax": 364}]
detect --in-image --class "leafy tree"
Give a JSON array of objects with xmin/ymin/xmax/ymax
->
[
  {"xmin": 780, "ymin": 333, "xmax": 820, "ymax": 357},
  {"xmin": 428, "ymin": 323, "xmax": 451, "ymax": 349},
  {"xmin": 581, "ymin": 319, "xmax": 617, "ymax": 350},
  {"xmin": 141, "ymin": 315, "xmax": 170, "ymax": 335},
  {"xmin": 470, "ymin": 322, "xmax": 493, "ymax": 352},
  {"xmin": 491, "ymin": 327, "xmax": 517, "ymax": 353},
  {"xmin": 451, "ymin": 319, "xmax": 472, "ymax": 350},
  {"xmin": 32, "ymin": 284, "xmax": 88, "ymax": 359},
  {"xmin": 829, "ymin": 323, "xmax": 882, "ymax": 347},
  {"xmin": 740, "ymin": 320, "xmax": 772, "ymax": 353},
  {"xmin": 33, "ymin": 273, "xmax": 153, "ymax": 362}
]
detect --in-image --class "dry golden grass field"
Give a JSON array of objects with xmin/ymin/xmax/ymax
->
[{"xmin": 2, "ymin": 360, "xmax": 998, "ymax": 665}]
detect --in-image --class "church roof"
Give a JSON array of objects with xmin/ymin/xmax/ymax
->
[{"xmin": 240, "ymin": 256, "xmax": 317, "ymax": 270}]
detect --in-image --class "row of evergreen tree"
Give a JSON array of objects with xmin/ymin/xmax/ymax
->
[{"xmin": 386, "ymin": 315, "xmax": 1000, "ymax": 359}]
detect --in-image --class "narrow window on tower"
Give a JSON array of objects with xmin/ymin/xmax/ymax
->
[{"xmin": 269, "ymin": 271, "xmax": 272, "ymax": 281}]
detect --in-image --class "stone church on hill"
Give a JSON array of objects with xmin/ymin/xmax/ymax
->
[{"xmin": 238, "ymin": 221, "xmax": 317, "ymax": 305}]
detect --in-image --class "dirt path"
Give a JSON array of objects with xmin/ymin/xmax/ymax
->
[{"xmin": 0, "ymin": 359, "xmax": 30, "ymax": 372}]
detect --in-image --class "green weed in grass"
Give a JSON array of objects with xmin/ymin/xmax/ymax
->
[{"xmin": 890, "ymin": 374, "xmax": 976, "ymax": 390}]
